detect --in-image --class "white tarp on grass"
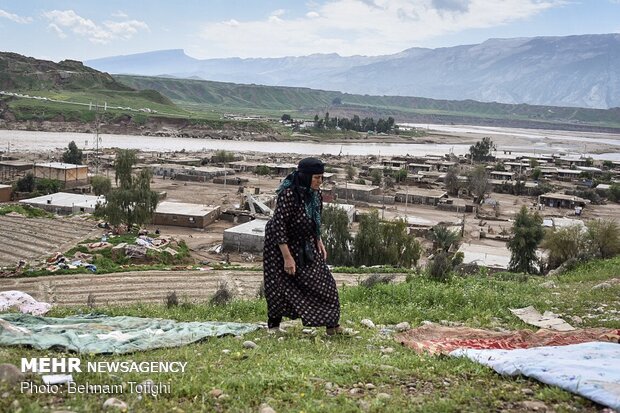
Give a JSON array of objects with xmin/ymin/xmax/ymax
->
[{"xmin": 451, "ymin": 342, "xmax": 620, "ymax": 411}]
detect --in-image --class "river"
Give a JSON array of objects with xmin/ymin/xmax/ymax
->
[{"xmin": 1, "ymin": 127, "xmax": 619, "ymax": 160}]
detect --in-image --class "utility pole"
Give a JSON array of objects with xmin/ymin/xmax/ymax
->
[{"xmin": 93, "ymin": 103, "xmax": 102, "ymax": 176}]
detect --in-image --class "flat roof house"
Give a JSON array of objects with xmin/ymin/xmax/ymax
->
[
  {"xmin": 333, "ymin": 183, "xmax": 381, "ymax": 202},
  {"xmin": 153, "ymin": 201, "xmax": 220, "ymax": 228},
  {"xmin": 0, "ymin": 160, "xmax": 32, "ymax": 181},
  {"xmin": 34, "ymin": 162, "xmax": 88, "ymax": 188},
  {"xmin": 19, "ymin": 192, "xmax": 105, "ymax": 215},
  {"xmin": 223, "ymin": 219, "xmax": 268, "ymax": 253},
  {"xmin": 395, "ymin": 188, "xmax": 447, "ymax": 206},
  {"xmin": 539, "ymin": 193, "xmax": 588, "ymax": 209}
]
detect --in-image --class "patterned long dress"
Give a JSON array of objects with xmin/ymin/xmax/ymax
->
[{"xmin": 263, "ymin": 188, "xmax": 340, "ymax": 327}]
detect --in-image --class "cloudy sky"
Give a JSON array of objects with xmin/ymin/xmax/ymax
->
[{"xmin": 1, "ymin": 0, "xmax": 619, "ymax": 61}]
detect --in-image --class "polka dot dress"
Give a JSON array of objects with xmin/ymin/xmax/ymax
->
[{"xmin": 263, "ymin": 188, "xmax": 340, "ymax": 327}]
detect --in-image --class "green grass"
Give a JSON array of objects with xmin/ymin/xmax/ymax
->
[
  {"xmin": 1, "ymin": 257, "xmax": 618, "ymax": 412},
  {"xmin": 0, "ymin": 204, "xmax": 53, "ymax": 219}
]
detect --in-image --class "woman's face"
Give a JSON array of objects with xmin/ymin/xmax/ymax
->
[{"xmin": 310, "ymin": 174, "xmax": 324, "ymax": 190}]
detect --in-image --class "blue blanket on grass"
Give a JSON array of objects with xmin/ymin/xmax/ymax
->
[
  {"xmin": 0, "ymin": 313, "xmax": 259, "ymax": 354},
  {"xmin": 451, "ymin": 342, "xmax": 620, "ymax": 410}
]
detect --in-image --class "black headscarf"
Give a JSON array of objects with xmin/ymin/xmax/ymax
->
[{"xmin": 276, "ymin": 157, "xmax": 325, "ymax": 236}]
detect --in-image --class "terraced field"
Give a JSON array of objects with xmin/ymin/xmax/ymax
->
[
  {"xmin": 0, "ymin": 215, "xmax": 100, "ymax": 267},
  {"xmin": 0, "ymin": 270, "xmax": 407, "ymax": 306}
]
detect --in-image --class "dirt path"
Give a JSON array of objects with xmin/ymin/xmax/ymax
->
[{"xmin": 0, "ymin": 270, "xmax": 407, "ymax": 307}]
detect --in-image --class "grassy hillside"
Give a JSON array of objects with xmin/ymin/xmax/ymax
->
[
  {"xmin": 1, "ymin": 257, "xmax": 619, "ymax": 412},
  {"xmin": 0, "ymin": 52, "xmax": 191, "ymax": 121},
  {"xmin": 116, "ymin": 74, "xmax": 620, "ymax": 130}
]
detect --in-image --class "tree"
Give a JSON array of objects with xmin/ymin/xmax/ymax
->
[
  {"xmin": 95, "ymin": 149, "xmax": 158, "ymax": 230},
  {"xmin": 444, "ymin": 167, "xmax": 460, "ymax": 196},
  {"xmin": 281, "ymin": 114, "xmax": 291, "ymax": 122},
  {"xmin": 15, "ymin": 173, "xmax": 35, "ymax": 192},
  {"xmin": 91, "ymin": 175, "xmax": 112, "ymax": 196},
  {"xmin": 469, "ymin": 137, "xmax": 494, "ymax": 162},
  {"xmin": 430, "ymin": 225, "xmax": 461, "ymax": 253},
  {"xmin": 586, "ymin": 219, "xmax": 620, "ymax": 259},
  {"xmin": 353, "ymin": 210, "xmax": 420, "ymax": 268},
  {"xmin": 345, "ymin": 165, "xmax": 356, "ymax": 181},
  {"xmin": 541, "ymin": 225, "xmax": 589, "ymax": 269},
  {"xmin": 392, "ymin": 168, "xmax": 408, "ymax": 183},
  {"xmin": 321, "ymin": 205, "xmax": 353, "ymax": 266},
  {"xmin": 531, "ymin": 167, "xmax": 542, "ymax": 181},
  {"xmin": 380, "ymin": 218, "xmax": 421, "ymax": 268},
  {"xmin": 353, "ymin": 210, "xmax": 383, "ymax": 267},
  {"xmin": 370, "ymin": 169, "xmax": 382, "ymax": 186},
  {"xmin": 331, "ymin": 97, "xmax": 342, "ymax": 105},
  {"xmin": 508, "ymin": 206, "xmax": 544, "ymax": 273},
  {"xmin": 468, "ymin": 165, "xmax": 490, "ymax": 203},
  {"xmin": 256, "ymin": 165, "xmax": 271, "ymax": 175},
  {"xmin": 211, "ymin": 150, "xmax": 235, "ymax": 164},
  {"xmin": 609, "ymin": 183, "xmax": 620, "ymax": 203},
  {"xmin": 62, "ymin": 141, "xmax": 83, "ymax": 165}
]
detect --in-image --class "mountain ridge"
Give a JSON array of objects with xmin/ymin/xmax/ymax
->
[{"xmin": 86, "ymin": 33, "xmax": 620, "ymax": 109}]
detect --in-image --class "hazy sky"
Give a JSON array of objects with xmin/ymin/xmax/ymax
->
[{"xmin": 1, "ymin": 0, "xmax": 619, "ymax": 61}]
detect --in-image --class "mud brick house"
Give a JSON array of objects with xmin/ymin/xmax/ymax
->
[
  {"xmin": 34, "ymin": 162, "xmax": 88, "ymax": 188},
  {"xmin": 0, "ymin": 184, "xmax": 11, "ymax": 202},
  {"xmin": 152, "ymin": 201, "xmax": 220, "ymax": 228}
]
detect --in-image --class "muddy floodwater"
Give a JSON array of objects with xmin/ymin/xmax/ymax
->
[{"xmin": 1, "ymin": 125, "xmax": 619, "ymax": 159}]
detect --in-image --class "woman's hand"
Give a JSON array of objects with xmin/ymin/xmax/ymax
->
[
  {"xmin": 317, "ymin": 239, "xmax": 328, "ymax": 261},
  {"xmin": 278, "ymin": 244, "xmax": 296, "ymax": 276},
  {"xmin": 283, "ymin": 255, "xmax": 296, "ymax": 276}
]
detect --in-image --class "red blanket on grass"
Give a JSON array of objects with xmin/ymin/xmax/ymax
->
[{"xmin": 396, "ymin": 324, "xmax": 620, "ymax": 355}]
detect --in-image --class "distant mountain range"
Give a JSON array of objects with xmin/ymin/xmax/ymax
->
[{"xmin": 85, "ymin": 34, "xmax": 620, "ymax": 110}]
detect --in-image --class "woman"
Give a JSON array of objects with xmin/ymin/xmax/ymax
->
[{"xmin": 263, "ymin": 157, "xmax": 342, "ymax": 335}]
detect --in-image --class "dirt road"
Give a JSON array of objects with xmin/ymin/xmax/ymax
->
[{"xmin": 0, "ymin": 270, "xmax": 407, "ymax": 307}]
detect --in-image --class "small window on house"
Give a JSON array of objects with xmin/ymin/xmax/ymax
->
[
  {"xmin": 172, "ymin": 215, "xmax": 177, "ymax": 221},
  {"xmin": 189, "ymin": 217, "xmax": 195, "ymax": 222},
  {"xmin": 80, "ymin": 207, "xmax": 85, "ymax": 212}
]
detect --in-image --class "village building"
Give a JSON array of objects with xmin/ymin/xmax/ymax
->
[
  {"xmin": 150, "ymin": 164, "xmax": 234, "ymax": 182},
  {"xmin": 0, "ymin": 184, "xmax": 12, "ymax": 202},
  {"xmin": 558, "ymin": 157, "xmax": 590, "ymax": 168},
  {"xmin": 407, "ymin": 163, "xmax": 434, "ymax": 174},
  {"xmin": 332, "ymin": 183, "xmax": 381, "ymax": 202},
  {"xmin": 33, "ymin": 162, "xmax": 88, "ymax": 188},
  {"xmin": 227, "ymin": 161, "xmax": 296, "ymax": 176},
  {"xmin": 0, "ymin": 160, "xmax": 32, "ymax": 181},
  {"xmin": 424, "ymin": 160, "xmax": 457, "ymax": 171},
  {"xmin": 504, "ymin": 162, "xmax": 530, "ymax": 172},
  {"xmin": 223, "ymin": 218, "xmax": 268, "ymax": 253},
  {"xmin": 538, "ymin": 193, "xmax": 589, "ymax": 209},
  {"xmin": 489, "ymin": 171, "xmax": 516, "ymax": 181},
  {"xmin": 152, "ymin": 201, "xmax": 220, "ymax": 228},
  {"xmin": 19, "ymin": 192, "xmax": 104, "ymax": 215},
  {"xmin": 556, "ymin": 169, "xmax": 584, "ymax": 181},
  {"xmin": 395, "ymin": 188, "xmax": 448, "ymax": 206},
  {"xmin": 381, "ymin": 159, "xmax": 408, "ymax": 169},
  {"xmin": 576, "ymin": 166, "xmax": 603, "ymax": 175}
]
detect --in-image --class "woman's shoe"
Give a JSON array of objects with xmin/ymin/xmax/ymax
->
[{"xmin": 267, "ymin": 327, "xmax": 287, "ymax": 336}]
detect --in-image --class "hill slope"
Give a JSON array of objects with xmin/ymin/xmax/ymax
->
[
  {"xmin": 86, "ymin": 34, "xmax": 620, "ymax": 109},
  {"xmin": 115, "ymin": 74, "xmax": 620, "ymax": 131}
]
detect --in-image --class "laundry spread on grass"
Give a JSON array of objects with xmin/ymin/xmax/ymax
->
[
  {"xmin": 450, "ymin": 342, "xmax": 620, "ymax": 411},
  {"xmin": 0, "ymin": 313, "xmax": 259, "ymax": 354},
  {"xmin": 395, "ymin": 324, "xmax": 620, "ymax": 355},
  {"xmin": 0, "ymin": 291, "xmax": 52, "ymax": 316}
]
